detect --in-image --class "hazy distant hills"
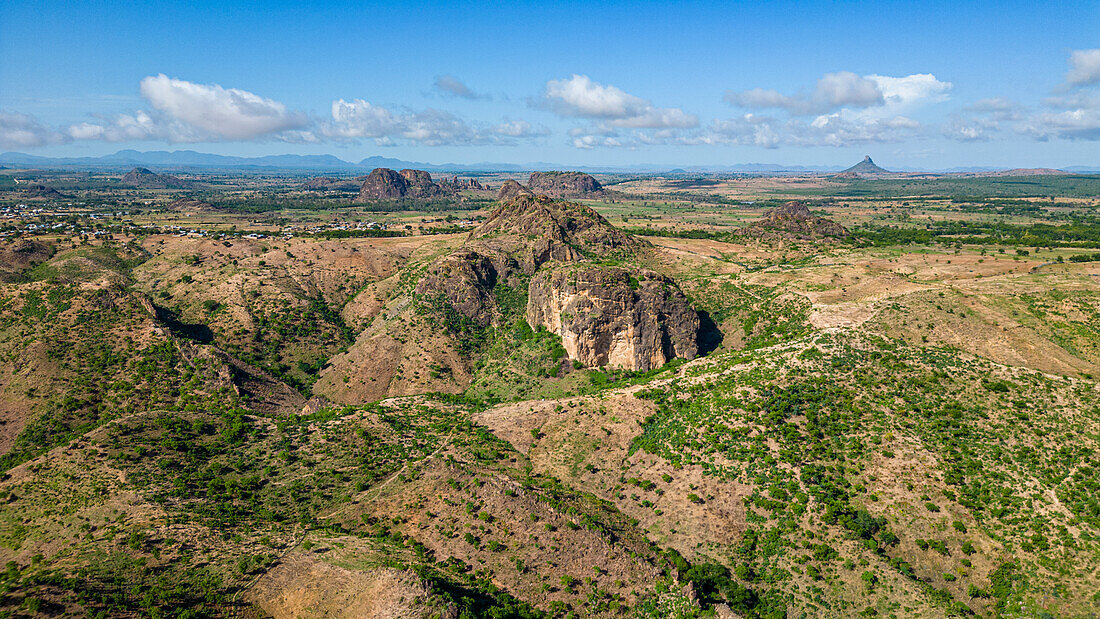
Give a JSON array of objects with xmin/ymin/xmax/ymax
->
[{"xmin": 1, "ymin": 149, "xmax": 1097, "ymax": 174}]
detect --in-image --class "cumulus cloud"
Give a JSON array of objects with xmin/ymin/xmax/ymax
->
[
  {"xmin": 716, "ymin": 71, "xmax": 950, "ymax": 147},
  {"xmin": 433, "ymin": 75, "xmax": 487, "ymax": 100},
  {"xmin": 866, "ymin": 74, "xmax": 952, "ymax": 107},
  {"xmin": 67, "ymin": 75, "xmax": 311, "ymax": 143},
  {"xmin": 493, "ymin": 119, "xmax": 548, "ymax": 138},
  {"xmin": 0, "ymin": 110, "xmax": 69, "ymax": 149},
  {"xmin": 942, "ymin": 115, "xmax": 996, "ymax": 142},
  {"xmin": 1066, "ymin": 49, "xmax": 1100, "ymax": 87},
  {"xmin": 68, "ymin": 110, "xmax": 179, "ymax": 142},
  {"xmin": 814, "ymin": 71, "xmax": 885, "ymax": 109},
  {"xmin": 537, "ymin": 74, "xmax": 697, "ymax": 129},
  {"xmin": 697, "ymin": 114, "xmax": 920, "ymax": 148},
  {"xmin": 725, "ymin": 71, "xmax": 885, "ymax": 115},
  {"xmin": 323, "ymin": 99, "xmax": 543, "ymax": 146},
  {"xmin": 726, "ymin": 72, "xmax": 950, "ymax": 118},
  {"xmin": 139, "ymin": 74, "xmax": 309, "ymax": 139},
  {"xmin": 1019, "ymin": 106, "xmax": 1100, "ymax": 141}
]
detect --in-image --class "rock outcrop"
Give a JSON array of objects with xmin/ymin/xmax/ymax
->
[
  {"xmin": 356, "ymin": 168, "xmax": 445, "ymax": 201},
  {"xmin": 526, "ymin": 265, "xmax": 700, "ymax": 371},
  {"xmin": 497, "ymin": 179, "xmax": 531, "ymax": 201},
  {"xmin": 741, "ymin": 201, "xmax": 848, "ymax": 240},
  {"xmin": 121, "ymin": 167, "xmax": 188, "ymax": 189},
  {"xmin": 439, "ymin": 176, "xmax": 485, "ymax": 191},
  {"xmin": 415, "ymin": 194, "xmax": 643, "ymax": 326},
  {"xmin": 527, "ymin": 171, "xmax": 602, "ymax": 197}
]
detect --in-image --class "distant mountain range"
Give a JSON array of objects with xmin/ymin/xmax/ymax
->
[{"xmin": 1, "ymin": 149, "xmax": 1097, "ymax": 175}]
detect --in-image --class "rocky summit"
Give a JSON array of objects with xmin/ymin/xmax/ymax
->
[
  {"xmin": 497, "ymin": 178, "xmax": 532, "ymax": 200},
  {"xmin": 527, "ymin": 171, "xmax": 603, "ymax": 197},
  {"xmin": 741, "ymin": 200, "xmax": 849, "ymax": 240},
  {"xmin": 355, "ymin": 167, "xmax": 445, "ymax": 201},
  {"xmin": 415, "ymin": 194, "xmax": 644, "ymax": 325},
  {"xmin": 526, "ymin": 264, "xmax": 700, "ymax": 371}
]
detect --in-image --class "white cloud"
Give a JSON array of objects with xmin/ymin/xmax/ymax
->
[
  {"xmin": 493, "ymin": 119, "xmax": 548, "ymax": 138},
  {"xmin": 692, "ymin": 112, "xmax": 921, "ymax": 148},
  {"xmin": 966, "ymin": 97, "xmax": 1017, "ymax": 113},
  {"xmin": 1020, "ymin": 107, "xmax": 1100, "ymax": 141},
  {"xmin": 726, "ymin": 72, "xmax": 884, "ymax": 114},
  {"xmin": 433, "ymin": 75, "xmax": 487, "ymax": 100},
  {"xmin": 0, "ymin": 110, "xmax": 69, "ymax": 149},
  {"xmin": 326, "ymin": 99, "xmax": 400, "ymax": 140},
  {"xmin": 726, "ymin": 72, "xmax": 948, "ymax": 118},
  {"xmin": 942, "ymin": 115, "xmax": 996, "ymax": 142},
  {"xmin": 813, "ymin": 72, "xmax": 884, "ymax": 109},
  {"xmin": 1066, "ymin": 49, "xmax": 1100, "ymax": 86},
  {"xmin": 538, "ymin": 74, "xmax": 697, "ymax": 129},
  {"xmin": 66, "ymin": 75, "xmax": 311, "ymax": 143},
  {"xmin": 323, "ymin": 99, "xmax": 543, "ymax": 146},
  {"xmin": 866, "ymin": 74, "xmax": 952, "ymax": 107},
  {"xmin": 138, "ymin": 74, "xmax": 309, "ymax": 139},
  {"xmin": 324, "ymin": 99, "xmax": 480, "ymax": 145}
]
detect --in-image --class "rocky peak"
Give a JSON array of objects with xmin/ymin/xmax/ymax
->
[
  {"xmin": 837, "ymin": 155, "xmax": 890, "ymax": 177},
  {"xmin": 472, "ymin": 194, "xmax": 640, "ymax": 259},
  {"xmin": 497, "ymin": 179, "xmax": 531, "ymax": 201},
  {"xmin": 527, "ymin": 171, "xmax": 602, "ymax": 197}
]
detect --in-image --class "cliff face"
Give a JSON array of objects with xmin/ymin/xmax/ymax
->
[
  {"xmin": 527, "ymin": 171, "xmax": 602, "ymax": 197},
  {"xmin": 526, "ymin": 265, "xmax": 700, "ymax": 371}
]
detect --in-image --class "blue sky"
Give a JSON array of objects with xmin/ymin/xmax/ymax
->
[{"xmin": 1, "ymin": 0, "xmax": 1099, "ymax": 168}]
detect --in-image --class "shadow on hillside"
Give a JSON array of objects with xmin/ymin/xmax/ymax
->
[
  {"xmin": 152, "ymin": 303, "xmax": 214, "ymax": 344},
  {"xmin": 697, "ymin": 310, "xmax": 723, "ymax": 356}
]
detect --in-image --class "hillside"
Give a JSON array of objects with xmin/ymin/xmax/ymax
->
[{"xmin": 0, "ymin": 175, "xmax": 1099, "ymax": 618}]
